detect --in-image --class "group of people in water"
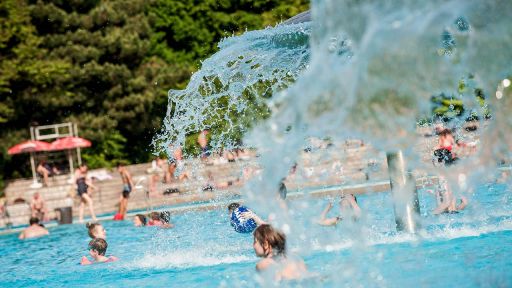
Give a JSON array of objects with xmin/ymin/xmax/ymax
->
[
  {"xmin": 13, "ymin": 122, "xmax": 479, "ymax": 281},
  {"xmin": 225, "ymin": 190, "xmax": 367, "ymax": 280},
  {"xmin": 17, "ymin": 191, "xmax": 358, "ymax": 280},
  {"xmin": 15, "ymin": 186, "xmax": 460, "ymax": 280},
  {"xmin": 80, "ymin": 210, "xmax": 179, "ymax": 265}
]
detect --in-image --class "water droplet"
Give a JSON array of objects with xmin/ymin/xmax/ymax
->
[
  {"xmin": 454, "ymin": 16, "xmax": 470, "ymax": 32},
  {"xmin": 441, "ymin": 30, "xmax": 456, "ymax": 53},
  {"xmin": 503, "ymin": 78, "xmax": 511, "ymax": 88},
  {"xmin": 282, "ymin": 223, "xmax": 291, "ymax": 234}
]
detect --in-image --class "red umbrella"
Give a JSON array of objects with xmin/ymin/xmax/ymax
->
[
  {"xmin": 50, "ymin": 136, "xmax": 91, "ymax": 151},
  {"xmin": 7, "ymin": 140, "xmax": 51, "ymax": 155}
]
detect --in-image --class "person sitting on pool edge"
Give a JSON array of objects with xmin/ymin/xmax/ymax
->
[
  {"xmin": 318, "ymin": 194, "xmax": 361, "ymax": 226},
  {"xmin": 18, "ymin": 217, "xmax": 49, "ymax": 240},
  {"xmin": 80, "ymin": 238, "xmax": 118, "ymax": 265},
  {"xmin": 228, "ymin": 202, "xmax": 265, "ymax": 233},
  {"xmin": 253, "ymin": 224, "xmax": 307, "ymax": 281},
  {"xmin": 133, "ymin": 214, "xmax": 147, "ymax": 226},
  {"xmin": 86, "ymin": 222, "xmax": 107, "ymax": 239}
]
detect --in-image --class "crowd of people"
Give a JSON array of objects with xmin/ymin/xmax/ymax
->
[{"xmin": 10, "ymin": 123, "xmax": 487, "ymax": 282}]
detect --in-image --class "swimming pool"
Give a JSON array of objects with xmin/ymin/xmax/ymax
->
[{"xmin": 0, "ymin": 182, "xmax": 510, "ymax": 287}]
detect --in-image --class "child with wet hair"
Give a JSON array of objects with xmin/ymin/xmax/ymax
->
[
  {"xmin": 147, "ymin": 211, "xmax": 174, "ymax": 228},
  {"xmin": 86, "ymin": 222, "xmax": 106, "ymax": 239},
  {"xmin": 253, "ymin": 224, "xmax": 306, "ymax": 281},
  {"xmin": 80, "ymin": 238, "xmax": 118, "ymax": 265},
  {"xmin": 133, "ymin": 214, "xmax": 147, "ymax": 226}
]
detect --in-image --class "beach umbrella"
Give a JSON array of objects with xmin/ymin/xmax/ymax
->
[
  {"xmin": 7, "ymin": 140, "xmax": 51, "ymax": 188},
  {"xmin": 7, "ymin": 140, "xmax": 51, "ymax": 155},
  {"xmin": 49, "ymin": 136, "xmax": 91, "ymax": 150},
  {"xmin": 50, "ymin": 136, "xmax": 92, "ymax": 177}
]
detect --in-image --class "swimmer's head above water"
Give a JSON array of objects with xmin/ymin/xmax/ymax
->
[
  {"xmin": 339, "ymin": 193, "xmax": 356, "ymax": 208},
  {"xmin": 29, "ymin": 217, "xmax": 40, "ymax": 226},
  {"xmin": 228, "ymin": 202, "xmax": 240, "ymax": 214},
  {"xmin": 86, "ymin": 222, "xmax": 106, "ymax": 239},
  {"xmin": 133, "ymin": 214, "xmax": 147, "ymax": 226},
  {"xmin": 88, "ymin": 238, "xmax": 108, "ymax": 256},
  {"xmin": 253, "ymin": 224, "xmax": 286, "ymax": 258}
]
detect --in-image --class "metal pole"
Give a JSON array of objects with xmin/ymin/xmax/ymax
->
[
  {"xmin": 67, "ymin": 150, "xmax": 74, "ymax": 176},
  {"xmin": 386, "ymin": 151, "xmax": 421, "ymax": 233},
  {"xmin": 75, "ymin": 123, "xmax": 82, "ymax": 166},
  {"xmin": 30, "ymin": 126, "xmax": 35, "ymax": 140},
  {"xmin": 29, "ymin": 152, "xmax": 41, "ymax": 188}
]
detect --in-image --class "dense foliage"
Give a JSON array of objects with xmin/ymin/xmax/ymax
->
[
  {"xmin": 430, "ymin": 75, "xmax": 490, "ymax": 122},
  {"xmin": 0, "ymin": 0, "xmax": 309, "ymax": 192}
]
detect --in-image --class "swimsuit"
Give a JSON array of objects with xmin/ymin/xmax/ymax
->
[
  {"xmin": 230, "ymin": 206, "xmax": 257, "ymax": 233},
  {"xmin": 201, "ymin": 147, "xmax": 210, "ymax": 158},
  {"xmin": 122, "ymin": 184, "xmax": 132, "ymax": 198},
  {"xmin": 76, "ymin": 177, "xmax": 88, "ymax": 196},
  {"xmin": 440, "ymin": 145, "xmax": 453, "ymax": 151},
  {"xmin": 433, "ymin": 148, "xmax": 457, "ymax": 165},
  {"xmin": 33, "ymin": 205, "xmax": 45, "ymax": 220}
]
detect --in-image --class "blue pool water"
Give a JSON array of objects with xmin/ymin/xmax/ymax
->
[{"xmin": 0, "ymin": 183, "xmax": 510, "ymax": 287}]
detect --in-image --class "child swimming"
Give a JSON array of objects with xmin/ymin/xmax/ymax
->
[
  {"xmin": 317, "ymin": 194, "xmax": 361, "ymax": 226},
  {"xmin": 432, "ymin": 176, "xmax": 468, "ymax": 214},
  {"xmin": 253, "ymin": 224, "xmax": 307, "ymax": 281},
  {"xmin": 228, "ymin": 202, "xmax": 265, "ymax": 233},
  {"xmin": 147, "ymin": 211, "xmax": 174, "ymax": 228},
  {"xmin": 133, "ymin": 214, "xmax": 147, "ymax": 226},
  {"xmin": 86, "ymin": 222, "xmax": 106, "ymax": 239},
  {"xmin": 80, "ymin": 238, "xmax": 118, "ymax": 265}
]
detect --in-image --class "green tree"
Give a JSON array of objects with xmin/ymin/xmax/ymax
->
[{"xmin": 0, "ymin": 0, "xmax": 309, "ymax": 196}]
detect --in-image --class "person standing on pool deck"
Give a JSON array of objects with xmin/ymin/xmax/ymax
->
[
  {"xmin": 30, "ymin": 192, "xmax": 49, "ymax": 222},
  {"xmin": 198, "ymin": 130, "xmax": 210, "ymax": 160},
  {"xmin": 18, "ymin": 217, "xmax": 49, "ymax": 239},
  {"xmin": 117, "ymin": 164, "xmax": 134, "ymax": 219},
  {"xmin": 75, "ymin": 164, "xmax": 97, "ymax": 222}
]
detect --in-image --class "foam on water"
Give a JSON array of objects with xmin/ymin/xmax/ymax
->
[{"xmin": 132, "ymin": 250, "xmax": 252, "ymax": 269}]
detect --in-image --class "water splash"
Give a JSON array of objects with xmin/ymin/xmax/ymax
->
[
  {"xmin": 245, "ymin": 0, "xmax": 512, "ymax": 211},
  {"xmin": 154, "ymin": 0, "xmax": 512, "ymax": 264},
  {"xmin": 132, "ymin": 250, "xmax": 252, "ymax": 269},
  {"xmin": 153, "ymin": 23, "xmax": 311, "ymax": 155}
]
